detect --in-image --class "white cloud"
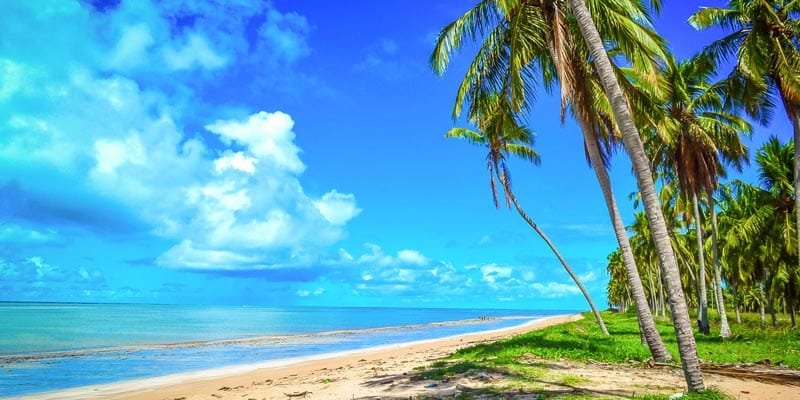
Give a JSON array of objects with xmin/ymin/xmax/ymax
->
[
  {"xmin": 480, "ymin": 264, "xmax": 513, "ymax": 287},
  {"xmin": 580, "ymin": 270, "xmax": 597, "ymax": 283},
  {"xmin": 214, "ymin": 151, "xmax": 258, "ymax": 174},
  {"xmin": 157, "ymin": 240, "xmax": 257, "ymax": 270},
  {"xmin": 296, "ymin": 287, "xmax": 325, "ymax": 297},
  {"xmin": 0, "ymin": 224, "xmax": 59, "ymax": 244},
  {"xmin": 259, "ymin": 10, "xmax": 311, "ymax": 64},
  {"xmin": 355, "ymin": 244, "xmax": 429, "ymax": 268},
  {"xmin": 206, "ymin": 111, "xmax": 304, "ymax": 173},
  {"xmin": 107, "ymin": 23, "xmax": 155, "ymax": 70},
  {"xmin": 162, "ymin": 33, "xmax": 227, "ymax": 71},
  {"xmin": 0, "ymin": 59, "xmax": 30, "ymax": 101},
  {"xmin": 397, "ymin": 249, "xmax": 428, "ymax": 266},
  {"xmin": 531, "ymin": 282, "xmax": 581, "ymax": 298},
  {"xmin": 93, "ymin": 134, "xmax": 147, "ymax": 176},
  {"xmin": 522, "ymin": 270, "xmax": 536, "ymax": 282},
  {"xmin": 314, "ymin": 190, "xmax": 362, "ymax": 225}
]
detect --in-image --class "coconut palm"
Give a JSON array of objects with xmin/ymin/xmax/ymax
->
[
  {"xmin": 445, "ymin": 94, "xmax": 609, "ymax": 334},
  {"xmin": 645, "ymin": 54, "xmax": 751, "ymax": 337},
  {"xmin": 689, "ymin": 0, "xmax": 800, "ymax": 276},
  {"xmin": 718, "ymin": 140, "xmax": 798, "ymax": 327},
  {"xmin": 568, "ymin": 0, "xmax": 705, "ymax": 390},
  {"xmin": 430, "ymin": 0, "xmax": 671, "ymax": 361}
]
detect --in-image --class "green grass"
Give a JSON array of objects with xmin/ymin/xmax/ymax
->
[
  {"xmin": 413, "ymin": 312, "xmax": 795, "ymax": 398},
  {"xmin": 450, "ymin": 311, "xmax": 799, "ymax": 369},
  {"xmin": 634, "ymin": 387, "xmax": 732, "ymax": 399}
]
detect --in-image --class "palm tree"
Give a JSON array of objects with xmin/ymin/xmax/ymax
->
[
  {"xmin": 445, "ymin": 94, "xmax": 609, "ymax": 334},
  {"xmin": 689, "ymin": 0, "xmax": 800, "ymax": 278},
  {"xmin": 568, "ymin": 0, "xmax": 705, "ymax": 390},
  {"xmin": 430, "ymin": 0, "xmax": 670, "ymax": 361},
  {"xmin": 720, "ymin": 138, "xmax": 797, "ymax": 327},
  {"xmin": 646, "ymin": 54, "xmax": 751, "ymax": 337}
]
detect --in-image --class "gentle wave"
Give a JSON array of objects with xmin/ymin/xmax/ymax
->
[{"xmin": 0, "ymin": 315, "xmax": 532, "ymax": 364}]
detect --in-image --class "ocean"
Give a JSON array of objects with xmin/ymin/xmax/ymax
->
[{"xmin": 0, "ymin": 302, "xmax": 570, "ymax": 397}]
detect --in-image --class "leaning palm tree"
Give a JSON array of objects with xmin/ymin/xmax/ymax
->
[
  {"xmin": 646, "ymin": 54, "xmax": 751, "ymax": 337},
  {"xmin": 430, "ymin": 0, "xmax": 670, "ymax": 360},
  {"xmin": 446, "ymin": 94, "xmax": 609, "ymax": 335},
  {"xmin": 568, "ymin": 0, "xmax": 705, "ymax": 390},
  {"xmin": 689, "ymin": 0, "xmax": 800, "ymax": 275}
]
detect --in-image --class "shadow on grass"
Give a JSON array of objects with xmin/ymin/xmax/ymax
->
[{"xmin": 356, "ymin": 358, "xmax": 636, "ymax": 399}]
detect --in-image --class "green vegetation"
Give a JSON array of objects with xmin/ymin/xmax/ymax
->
[
  {"xmin": 415, "ymin": 312, "xmax": 792, "ymax": 397},
  {"xmin": 447, "ymin": 312, "xmax": 799, "ymax": 368},
  {"xmin": 431, "ymin": 0, "xmax": 799, "ymax": 391},
  {"xmin": 634, "ymin": 388, "xmax": 732, "ymax": 400}
]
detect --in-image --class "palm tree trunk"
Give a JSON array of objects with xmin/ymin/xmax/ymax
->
[
  {"xmin": 657, "ymin": 265, "xmax": 666, "ymax": 319},
  {"xmin": 732, "ymin": 281, "xmax": 741, "ymax": 324},
  {"xmin": 569, "ymin": 0, "xmax": 704, "ymax": 390},
  {"xmin": 580, "ymin": 121, "xmax": 671, "ymax": 360},
  {"xmin": 759, "ymin": 275, "xmax": 767, "ymax": 328},
  {"xmin": 707, "ymin": 192, "xmax": 731, "ymax": 338},
  {"xmin": 692, "ymin": 192, "xmax": 710, "ymax": 335},
  {"xmin": 499, "ymin": 173, "xmax": 609, "ymax": 335}
]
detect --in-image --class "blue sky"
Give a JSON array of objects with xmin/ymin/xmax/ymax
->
[{"xmin": 0, "ymin": 1, "xmax": 793, "ymax": 309}]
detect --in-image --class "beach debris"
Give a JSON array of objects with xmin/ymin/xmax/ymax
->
[
  {"xmin": 424, "ymin": 383, "xmax": 438, "ymax": 388},
  {"xmin": 668, "ymin": 393, "xmax": 685, "ymax": 399},
  {"xmin": 284, "ymin": 390, "xmax": 312, "ymax": 398}
]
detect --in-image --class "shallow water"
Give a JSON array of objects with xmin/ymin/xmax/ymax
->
[{"xmin": 0, "ymin": 302, "xmax": 570, "ymax": 396}]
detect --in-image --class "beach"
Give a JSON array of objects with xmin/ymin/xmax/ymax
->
[
  {"xmin": 15, "ymin": 314, "xmax": 578, "ymax": 400},
  {"xmin": 16, "ymin": 313, "xmax": 799, "ymax": 400}
]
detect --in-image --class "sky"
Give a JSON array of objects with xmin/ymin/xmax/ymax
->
[{"xmin": 0, "ymin": 1, "xmax": 793, "ymax": 309}]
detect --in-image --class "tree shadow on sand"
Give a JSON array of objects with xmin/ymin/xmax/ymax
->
[{"xmin": 353, "ymin": 358, "xmax": 637, "ymax": 399}]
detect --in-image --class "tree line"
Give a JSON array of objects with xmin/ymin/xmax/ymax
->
[{"xmin": 430, "ymin": 0, "xmax": 799, "ymax": 393}]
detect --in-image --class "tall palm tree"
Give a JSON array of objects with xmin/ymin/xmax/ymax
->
[
  {"xmin": 646, "ymin": 54, "xmax": 751, "ymax": 337},
  {"xmin": 445, "ymin": 94, "xmax": 609, "ymax": 334},
  {"xmin": 430, "ymin": 0, "xmax": 670, "ymax": 361},
  {"xmin": 689, "ymin": 0, "xmax": 800, "ymax": 277},
  {"xmin": 568, "ymin": 0, "xmax": 705, "ymax": 390}
]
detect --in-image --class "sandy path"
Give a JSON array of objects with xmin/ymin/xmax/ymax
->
[{"xmin": 18, "ymin": 314, "xmax": 798, "ymax": 400}]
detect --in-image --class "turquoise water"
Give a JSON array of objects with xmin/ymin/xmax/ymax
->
[{"xmin": 0, "ymin": 302, "xmax": 570, "ymax": 397}]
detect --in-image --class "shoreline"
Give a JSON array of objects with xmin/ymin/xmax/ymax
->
[
  {"xmin": 12, "ymin": 314, "xmax": 582, "ymax": 400},
  {"xmin": 1, "ymin": 315, "xmax": 534, "ymax": 363}
]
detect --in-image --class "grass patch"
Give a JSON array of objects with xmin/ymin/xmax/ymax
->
[
  {"xmin": 412, "ymin": 312, "xmax": 795, "ymax": 398},
  {"xmin": 451, "ymin": 311, "xmax": 799, "ymax": 369},
  {"xmin": 557, "ymin": 373, "xmax": 590, "ymax": 386},
  {"xmin": 634, "ymin": 387, "xmax": 733, "ymax": 399},
  {"xmin": 419, "ymin": 361, "xmax": 484, "ymax": 380}
]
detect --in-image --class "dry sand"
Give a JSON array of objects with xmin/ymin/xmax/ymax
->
[{"xmin": 18, "ymin": 314, "xmax": 799, "ymax": 400}]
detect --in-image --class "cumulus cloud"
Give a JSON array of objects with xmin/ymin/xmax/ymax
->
[
  {"xmin": 397, "ymin": 249, "xmax": 428, "ymax": 266},
  {"xmin": 0, "ymin": 3, "xmax": 358, "ymax": 272},
  {"xmin": 313, "ymin": 190, "xmax": 362, "ymax": 225},
  {"xmin": 205, "ymin": 111, "xmax": 304, "ymax": 173}
]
